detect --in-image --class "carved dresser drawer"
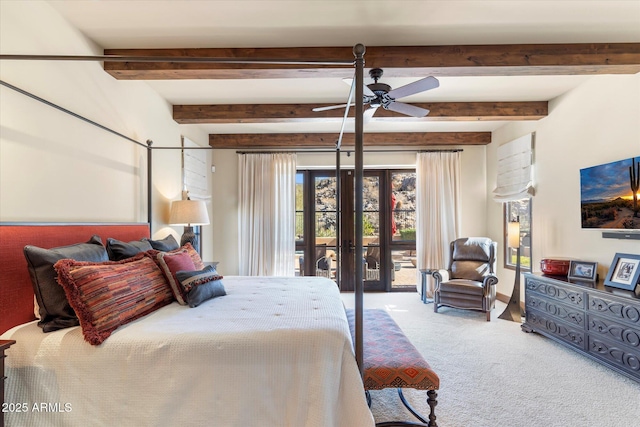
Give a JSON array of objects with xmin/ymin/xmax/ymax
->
[
  {"xmin": 526, "ymin": 293, "xmax": 585, "ymax": 328},
  {"xmin": 586, "ymin": 335, "xmax": 640, "ymax": 379},
  {"xmin": 587, "ymin": 294, "xmax": 640, "ymax": 327},
  {"xmin": 523, "ymin": 273, "xmax": 640, "ymax": 383},
  {"xmin": 525, "ymin": 276, "xmax": 586, "ymax": 309},
  {"xmin": 526, "ymin": 308, "xmax": 585, "ymax": 350}
]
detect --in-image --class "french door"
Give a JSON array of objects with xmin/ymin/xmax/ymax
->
[{"xmin": 296, "ymin": 169, "xmax": 417, "ymax": 292}]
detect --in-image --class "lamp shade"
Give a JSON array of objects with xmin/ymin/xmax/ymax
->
[
  {"xmin": 508, "ymin": 221, "xmax": 520, "ymax": 248},
  {"xmin": 169, "ymin": 200, "xmax": 209, "ymax": 226}
]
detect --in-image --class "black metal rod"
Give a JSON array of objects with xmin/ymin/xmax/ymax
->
[
  {"xmin": 1, "ymin": 80, "xmax": 149, "ymax": 149},
  {"xmin": 0, "ymin": 54, "xmax": 353, "ymax": 66},
  {"xmin": 335, "ymin": 148, "xmax": 341, "ymax": 288},
  {"xmin": 353, "ymin": 43, "xmax": 365, "ymax": 377},
  {"xmin": 152, "ymin": 146, "xmax": 212, "ymax": 150},
  {"xmin": 235, "ymin": 148, "xmax": 463, "ymax": 154},
  {"xmin": 336, "ymin": 72, "xmax": 356, "ymax": 150},
  {"xmin": 147, "ymin": 140, "xmax": 153, "ymax": 225}
]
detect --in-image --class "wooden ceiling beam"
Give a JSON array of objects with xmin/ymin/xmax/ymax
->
[
  {"xmin": 104, "ymin": 43, "xmax": 640, "ymax": 79},
  {"xmin": 209, "ymin": 132, "xmax": 491, "ymax": 149},
  {"xmin": 174, "ymin": 101, "xmax": 547, "ymax": 124}
]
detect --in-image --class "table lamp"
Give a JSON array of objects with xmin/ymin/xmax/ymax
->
[{"xmin": 169, "ymin": 199, "xmax": 209, "ymax": 249}]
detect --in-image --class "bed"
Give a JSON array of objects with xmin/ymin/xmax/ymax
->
[{"xmin": 0, "ymin": 224, "xmax": 374, "ymax": 427}]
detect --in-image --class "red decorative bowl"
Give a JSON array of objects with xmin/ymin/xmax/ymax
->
[{"xmin": 540, "ymin": 258, "xmax": 571, "ymax": 276}]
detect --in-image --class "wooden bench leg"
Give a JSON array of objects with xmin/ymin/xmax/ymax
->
[
  {"xmin": 373, "ymin": 389, "xmax": 438, "ymax": 427},
  {"xmin": 427, "ymin": 390, "xmax": 438, "ymax": 427}
]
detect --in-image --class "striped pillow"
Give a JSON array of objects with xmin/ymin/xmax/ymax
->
[{"xmin": 54, "ymin": 252, "xmax": 174, "ymax": 345}]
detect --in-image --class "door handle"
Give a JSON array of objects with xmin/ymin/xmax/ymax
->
[{"xmin": 343, "ymin": 240, "xmax": 355, "ymax": 254}]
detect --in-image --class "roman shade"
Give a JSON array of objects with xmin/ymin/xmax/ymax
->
[{"xmin": 493, "ymin": 133, "xmax": 535, "ymax": 202}]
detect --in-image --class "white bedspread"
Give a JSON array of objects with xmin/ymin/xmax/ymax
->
[{"xmin": 1, "ymin": 276, "xmax": 374, "ymax": 427}]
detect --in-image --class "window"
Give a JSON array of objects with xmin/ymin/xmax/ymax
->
[{"xmin": 504, "ymin": 198, "xmax": 532, "ymax": 272}]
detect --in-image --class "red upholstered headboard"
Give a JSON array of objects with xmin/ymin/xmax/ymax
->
[{"xmin": 0, "ymin": 223, "xmax": 150, "ymax": 334}]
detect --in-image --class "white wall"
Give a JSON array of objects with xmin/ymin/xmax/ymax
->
[
  {"xmin": 0, "ymin": 1, "xmax": 214, "ymax": 260},
  {"xmin": 212, "ymin": 146, "xmax": 488, "ymax": 275},
  {"xmin": 489, "ymin": 74, "xmax": 640, "ymax": 300},
  {"xmin": 7, "ymin": 2, "xmax": 634, "ymax": 284}
]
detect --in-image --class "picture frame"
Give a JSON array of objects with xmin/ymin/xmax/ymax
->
[
  {"xmin": 568, "ymin": 260, "xmax": 598, "ymax": 282},
  {"xmin": 604, "ymin": 253, "xmax": 640, "ymax": 291}
]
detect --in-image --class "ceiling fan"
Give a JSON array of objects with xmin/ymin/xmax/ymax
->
[{"xmin": 313, "ymin": 68, "xmax": 439, "ymax": 120}]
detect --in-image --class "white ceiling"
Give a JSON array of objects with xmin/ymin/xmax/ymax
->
[{"xmin": 47, "ymin": 0, "xmax": 640, "ymax": 136}]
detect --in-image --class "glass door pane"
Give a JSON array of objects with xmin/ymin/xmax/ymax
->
[
  {"xmin": 363, "ymin": 175, "xmax": 380, "ymax": 283},
  {"xmin": 295, "ymin": 172, "xmax": 304, "ymax": 276},
  {"xmin": 314, "ymin": 174, "xmax": 337, "ymax": 279},
  {"xmin": 390, "ymin": 171, "xmax": 417, "ymax": 290}
]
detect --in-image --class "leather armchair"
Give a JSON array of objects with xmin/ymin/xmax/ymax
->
[{"xmin": 432, "ymin": 237, "xmax": 498, "ymax": 321}]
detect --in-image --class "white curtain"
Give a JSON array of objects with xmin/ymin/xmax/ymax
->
[
  {"xmin": 238, "ymin": 153, "xmax": 297, "ymax": 276},
  {"xmin": 416, "ymin": 151, "xmax": 461, "ymax": 297}
]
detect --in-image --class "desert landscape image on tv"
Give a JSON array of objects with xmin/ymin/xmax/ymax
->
[{"xmin": 580, "ymin": 156, "xmax": 640, "ymax": 230}]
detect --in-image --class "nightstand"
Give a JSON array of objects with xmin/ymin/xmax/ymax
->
[{"xmin": 1, "ymin": 340, "xmax": 16, "ymax": 427}]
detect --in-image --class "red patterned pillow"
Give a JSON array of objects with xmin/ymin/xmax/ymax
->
[
  {"xmin": 182, "ymin": 243, "xmax": 205, "ymax": 270},
  {"xmin": 154, "ymin": 249, "xmax": 196, "ymax": 305},
  {"xmin": 147, "ymin": 243, "xmax": 204, "ymax": 270},
  {"xmin": 54, "ymin": 253, "xmax": 174, "ymax": 345}
]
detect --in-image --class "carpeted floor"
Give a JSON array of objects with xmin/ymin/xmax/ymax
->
[{"xmin": 341, "ymin": 291, "xmax": 640, "ymax": 427}]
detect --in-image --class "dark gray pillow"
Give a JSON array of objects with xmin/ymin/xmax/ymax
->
[
  {"xmin": 24, "ymin": 235, "xmax": 108, "ymax": 332},
  {"xmin": 175, "ymin": 265, "xmax": 226, "ymax": 308},
  {"xmin": 143, "ymin": 234, "xmax": 179, "ymax": 252},
  {"xmin": 106, "ymin": 238, "xmax": 153, "ymax": 261}
]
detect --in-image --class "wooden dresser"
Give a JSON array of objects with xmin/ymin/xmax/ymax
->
[
  {"xmin": 522, "ymin": 273, "xmax": 639, "ymax": 383},
  {"xmin": 1, "ymin": 340, "xmax": 16, "ymax": 427}
]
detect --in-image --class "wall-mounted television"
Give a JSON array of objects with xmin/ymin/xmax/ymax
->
[{"xmin": 580, "ymin": 156, "xmax": 640, "ymax": 230}]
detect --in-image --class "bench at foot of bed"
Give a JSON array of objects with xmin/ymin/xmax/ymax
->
[{"xmin": 345, "ymin": 308, "xmax": 440, "ymax": 427}]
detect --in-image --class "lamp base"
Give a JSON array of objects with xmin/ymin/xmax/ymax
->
[
  {"xmin": 180, "ymin": 226, "xmax": 198, "ymax": 249},
  {"xmin": 498, "ymin": 294, "xmax": 523, "ymax": 322},
  {"xmin": 498, "ymin": 247, "xmax": 523, "ymax": 322}
]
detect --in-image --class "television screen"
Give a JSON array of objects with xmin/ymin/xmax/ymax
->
[{"xmin": 580, "ymin": 156, "xmax": 640, "ymax": 230}]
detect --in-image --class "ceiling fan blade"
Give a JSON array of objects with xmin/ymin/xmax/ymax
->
[
  {"xmin": 312, "ymin": 103, "xmax": 354, "ymax": 112},
  {"xmin": 387, "ymin": 76, "xmax": 439, "ymax": 100},
  {"xmin": 343, "ymin": 78, "xmax": 376, "ymax": 97},
  {"xmin": 363, "ymin": 106, "xmax": 379, "ymax": 122},
  {"xmin": 386, "ymin": 101, "xmax": 430, "ymax": 117}
]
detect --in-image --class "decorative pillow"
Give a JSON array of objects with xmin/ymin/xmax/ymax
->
[
  {"xmin": 106, "ymin": 238, "xmax": 153, "ymax": 261},
  {"xmin": 23, "ymin": 235, "xmax": 107, "ymax": 332},
  {"xmin": 54, "ymin": 253, "xmax": 174, "ymax": 345},
  {"xmin": 155, "ymin": 249, "xmax": 197, "ymax": 305},
  {"xmin": 182, "ymin": 242, "xmax": 205, "ymax": 270},
  {"xmin": 143, "ymin": 234, "xmax": 179, "ymax": 252},
  {"xmin": 148, "ymin": 242, "xmax": 204, "ymax": 270},
  {"xmin": 176, "ymin": 266, "xmax": 226, "ymax": 308}
]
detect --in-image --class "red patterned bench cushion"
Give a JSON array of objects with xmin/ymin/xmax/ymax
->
[{"xmin": 346, "ymin": 308, "xmax": 440, "ymax": 391}]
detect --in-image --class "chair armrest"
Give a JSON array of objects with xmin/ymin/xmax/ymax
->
[
  {"xmin": 482, "ymin": 275, "xmax": 499, "ymax": 288},
  {"xmin": 432, "ymin": 269, "xmax": 450, "ymax": 285}
]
